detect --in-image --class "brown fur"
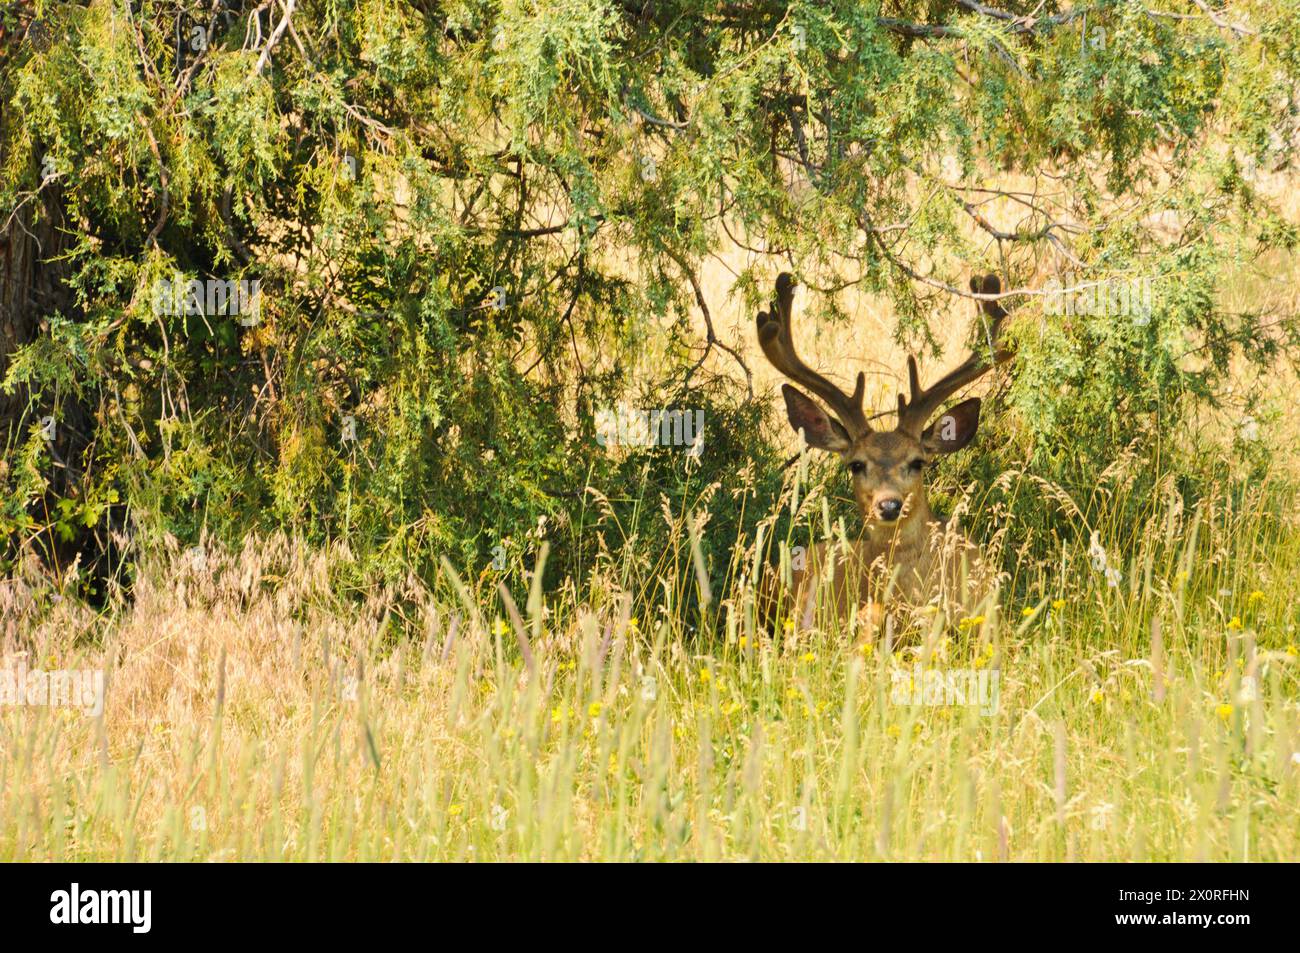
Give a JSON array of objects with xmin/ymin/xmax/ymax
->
[
  {"xmin": 756, "ymin": 273, "xmax": 1011, "ymax": 636},
  {"xmin": 783, "ymin": 429, "xmax": 996, "ymax": 634}
]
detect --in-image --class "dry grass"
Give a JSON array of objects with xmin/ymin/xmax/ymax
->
[
  {"xmin": 5, "ymin": 171, "xmax": 1300, "ymax": 861},
  {"xmin": 3, "ymin": 463, "xmax": 1299, "ymax": 861}
]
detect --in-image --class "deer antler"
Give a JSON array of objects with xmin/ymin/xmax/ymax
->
[
  {"xmin": 894, "ymin": 274, "xmax": 1013, "ymax": 438},
  {"xmin": 756, "ymin": 273, "xmax": 870, "ymax": 437}
]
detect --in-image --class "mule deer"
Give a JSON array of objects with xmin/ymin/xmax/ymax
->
[{"xmin": 757, "ymin": 273, "xmax": 1012, "ymax": 632}]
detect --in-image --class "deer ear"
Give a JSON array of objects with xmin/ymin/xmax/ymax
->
[
  {"xmin": 921, "ymin": 397, "xmax": 981, "ymax": 455},
  {"xmin": 782, "ymin": 384, "xmax": 851, "ymax": 452}
]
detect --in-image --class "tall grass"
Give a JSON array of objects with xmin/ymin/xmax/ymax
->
[{"xmin": 1, "ymin": 462, "xmax": 1298, "ymax": 861}]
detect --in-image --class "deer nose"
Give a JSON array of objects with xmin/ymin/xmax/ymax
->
[{"xmin": 876, "ymin": 498, "xmax": 903, "ymax": 521}]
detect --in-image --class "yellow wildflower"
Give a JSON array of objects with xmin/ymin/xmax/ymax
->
[
  {"xmin": 1216, "ymin": 703, "xmax": 1234, "ymax": 722},
  {"xmin": 801, "ymin": 651, "xmax": 817, "ymax": 664},
  {"xmin": 1022, "ymin": 607, "xmax": 1035, "ymax": 618},
  {"xmin": 588, "ymin": 701, "xmax": 603, "ymax": 719},
  {"xmin": 886, "ymin": 725, "xmax": 901, "ymax": 739},
  {"xmin": 1051, "ymin": 599, "xmax": 1067, "ymax": 611},
  {"xmin": 1247, "ymin": 590, "xmax": 1265, "ymax": 604},
  {"xmin": 698, "ymin": 667, "xmax": 711, "ymax": 683},
  {"xmin": 1287, "ymin": 644, "xmax": 1297, "ymax": 657},
  {"xmin": 1227, "ymin": 617, "xmax": 1243, "ymax": 631},
  {"xmin": 448, "ymin": 804, "xmax": 464, "ymax": 817}
]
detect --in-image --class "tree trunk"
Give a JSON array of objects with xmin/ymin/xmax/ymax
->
[{"xmin": 0, "ymin": 163, "xmax": 72, "ymax": 432}]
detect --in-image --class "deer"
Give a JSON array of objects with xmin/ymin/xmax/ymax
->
[{"xmin": 756, "ymin": 272, "xmax": 1012, "ymax": 636}]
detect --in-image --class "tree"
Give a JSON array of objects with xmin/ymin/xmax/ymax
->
[{"xmin": 1, "ymin": 0, "xmax": 1297, "ymax": 591}]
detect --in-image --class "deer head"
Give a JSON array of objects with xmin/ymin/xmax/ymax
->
[{"xmin": 757, "ymin": 273, "xmax": 1011, "ymax": 535}]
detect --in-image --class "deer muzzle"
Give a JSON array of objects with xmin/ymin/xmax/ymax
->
[{"xmin": 875, "ymin": 498, "xmax": 903, "ymax": 522}]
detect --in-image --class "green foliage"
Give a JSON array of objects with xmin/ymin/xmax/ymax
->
[{"xmin": 2, "ymin": 0, "xmax": 1299, "ymax": 599}]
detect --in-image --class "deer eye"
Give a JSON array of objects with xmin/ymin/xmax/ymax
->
[
  {"xmin": 908, "ymin": 458, "xmax": 925, "ymax": 473},
  {"xmin": 847, "ymin": 460, "xmax": 866, "ymax": 475}
]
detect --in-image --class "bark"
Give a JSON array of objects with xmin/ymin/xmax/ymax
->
[{"xmin": 1, "ymin": 161, "xmax": 72, "ymax": 433}]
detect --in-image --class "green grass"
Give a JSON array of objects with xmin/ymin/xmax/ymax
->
[{"xmin": 2, "ymin": 468, "xmax": 1299, "ymax": 861}]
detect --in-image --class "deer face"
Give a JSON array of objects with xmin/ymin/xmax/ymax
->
[
  {"xmin": 757, "ymin": 272, "xmax": 1008, "ymax": 535},
  {"xmin": 781, "ymin": 385, "xmax": 982, "ymax": 530},
  {"xmin": 847, "ymin": 430, "xmax": 934, "ymax": 526}
]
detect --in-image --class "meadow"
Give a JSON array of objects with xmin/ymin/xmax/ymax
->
[
  {"xmin": 3, "ymin": 0, "xmax": 1300, "ymax": 866},
  {"xmin": 3, "ymin": 456, "xmax": 1297, "ymax": 862}
]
